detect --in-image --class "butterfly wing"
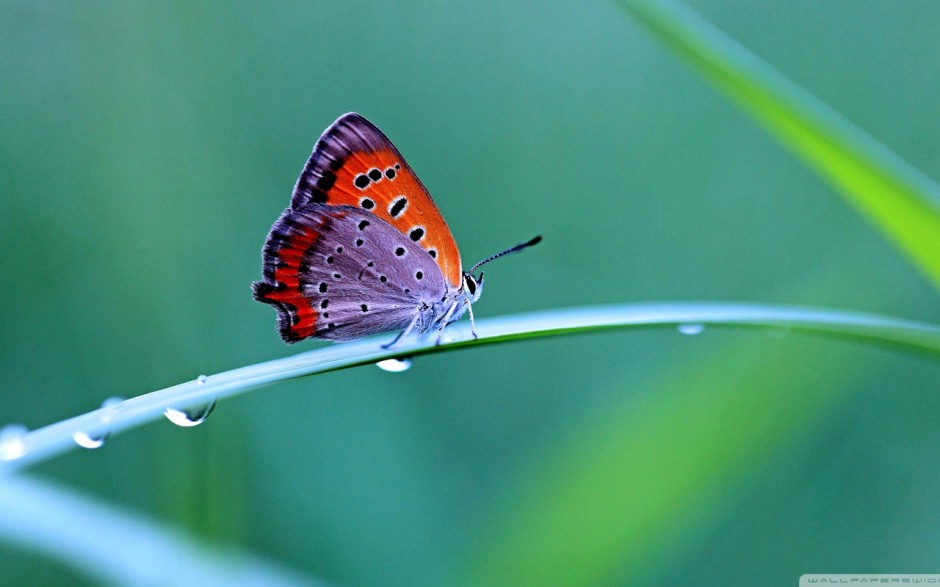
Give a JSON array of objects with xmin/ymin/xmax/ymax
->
[
  {"xmin": 252, "ymin": 205, "xmax": 447, "ymax": 343},
  {"xmin": 291, "ymin": 113, "xmax": 463, "ymax": 288}
]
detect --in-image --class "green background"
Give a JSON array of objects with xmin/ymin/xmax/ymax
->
[{"xmin": 3, "ymin": 1, "xmax": 940, "ymax": 585}]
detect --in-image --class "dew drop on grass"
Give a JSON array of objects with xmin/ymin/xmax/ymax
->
[
  {"xmin": 0, "ymin": 424, "xmax": 29, "ymax": 461},
  {"xmin": 196, "ymin": 375, "xmax": 208, "ymax": 385},
  {"xmin": 164, "ymin": 397, "xmax": 218, "ymax": 428},
  {"xmin": 376, "ymin": 358, "xmax": 412, "ymax": 373},
  {"xmin": 73, "ymin": 397, "xmax": 122, "ymax": 449},
  {"xmin": 677, "ymin": 323, "xmax": 705, "ymax": 336},
  {"xmin": 99, "ymin": 396, "xmax": 123, "ymax": 423},
  {"xmin": 73, "ymin": 430, "xmax": 107, "ymax": 449}
]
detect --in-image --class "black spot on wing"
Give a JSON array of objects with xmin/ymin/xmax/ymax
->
[{"xmin": 389, "ymin": 197, "xmax": 407, "ymax": 218}]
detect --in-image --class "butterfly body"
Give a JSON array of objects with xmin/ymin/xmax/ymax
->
[{"xmin": 253, "ymin": 113, "xmax": 533, "ymax": 345}]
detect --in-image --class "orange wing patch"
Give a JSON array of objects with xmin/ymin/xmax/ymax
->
[
  {"xmin": 252, "ymin": 222, "xmax": 322, "ymax": 342},
  {"xmin": 292, "ymin": 113, "xmax": 462, "ymax": 288}
]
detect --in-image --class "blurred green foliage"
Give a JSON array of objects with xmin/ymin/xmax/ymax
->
[{"xmin": 2, "ymin": 1, "xmax": 940, "ymax": 585}]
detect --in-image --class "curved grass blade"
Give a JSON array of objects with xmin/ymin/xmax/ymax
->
[
  {"xmin": 0, "ymin": 475, "xmax": 326, "ymax": 587},
  {"xmin": 2, "ymin": 302, "xmax": 940, "ymax": 475},
  {"xmin": 617, "ymin": 0, "xmax": 940, "ymax": 290}
]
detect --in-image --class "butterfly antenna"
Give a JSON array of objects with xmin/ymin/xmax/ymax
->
[{"xmin": 467, "ymin": 235, "xmax": 542, "ymax": 274}]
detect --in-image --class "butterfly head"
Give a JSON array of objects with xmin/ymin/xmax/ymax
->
[{"xmin": 462, "ymin": 271, "xmax": 484, "ymax": 304}]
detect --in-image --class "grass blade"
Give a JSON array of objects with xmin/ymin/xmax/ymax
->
[
  {"xmin": 617, "ymin": 0, "xmax": 940, "ymax": 290},
  {"xmin": 2, "ymin": 302, "xmax": 939, "ymax": 475},
  {"xmin": 0, "ymin": 475, "xmax": 324, "ymax": 587}
]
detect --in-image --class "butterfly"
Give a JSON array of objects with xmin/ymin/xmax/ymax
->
[{"xmin": 252, "ymin": 113, "xmax": 540, "ymax": 347}]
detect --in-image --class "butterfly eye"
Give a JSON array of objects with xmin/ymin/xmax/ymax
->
[{"xmin": 464, "ymin": 275, "xmax": 477, "ymax": 296}]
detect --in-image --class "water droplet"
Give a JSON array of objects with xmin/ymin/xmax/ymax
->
[
  {"xmin": 164, "ymin": 397, "xmax": 218, "ymax": 427},
  {"xmin": 99, "ymin": 396, "xmax": 123, "ymax": 423},
  {"xmin": 73, "ymin": 430, "xmax": 107, "ymax": 449},
  {"xmin": 196, "ymin": 375, "xmax": 208, "ymax": 385},
  {"xmin": 0, "ymin": 424, "xmax": 29, "ymax": 461},
  {"xmin": 376, "ymin": 358, "xmax": 412, "ymax": 373},
  {"xmin": 677, "ymin": 323, "xmax": 705, "ymax": 336}
]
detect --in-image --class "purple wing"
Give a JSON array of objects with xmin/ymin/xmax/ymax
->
[{"xmin": 253, "ymin": 204, "xmax": 447, "ymax": 342}]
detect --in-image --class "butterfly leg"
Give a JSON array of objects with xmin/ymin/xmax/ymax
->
[
  {"xmin": 465, "ymin": 299, "xmax": 478, "ymax": 340},
  {"xmin": 382, "ymin": 312, "xmax": 422, "ymax": 350},
  {"xmin": 434, "ymin": 300, "xmax": 462, "ymax": 345}
]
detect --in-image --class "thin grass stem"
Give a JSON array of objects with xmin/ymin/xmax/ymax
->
[{"xmin": 2, "ymin": 302, "xmax": 939, "ymax": 475}]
